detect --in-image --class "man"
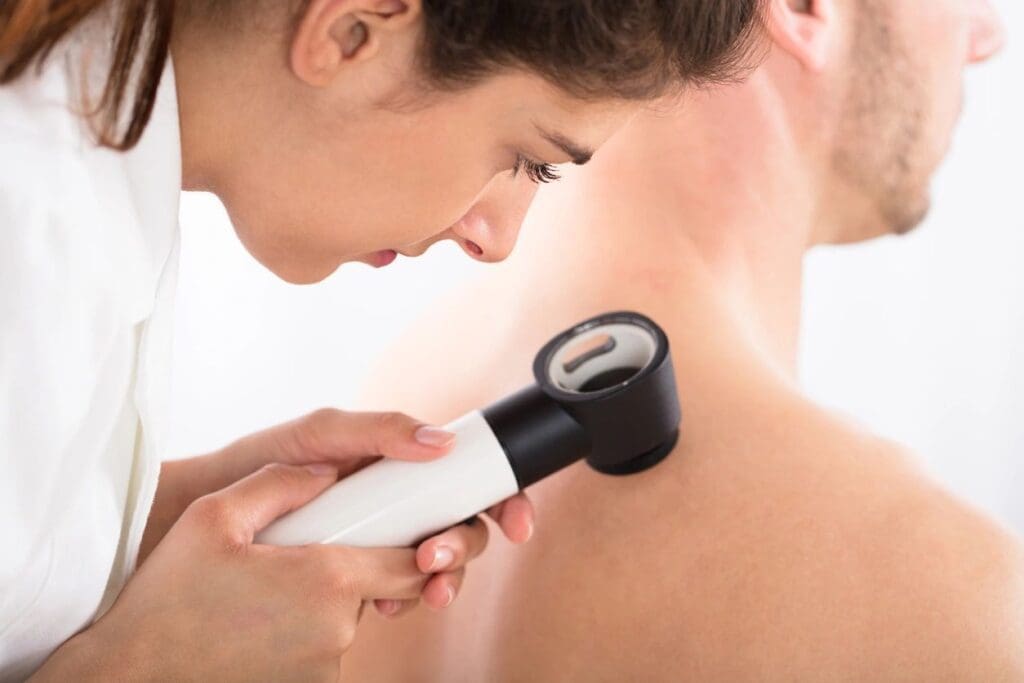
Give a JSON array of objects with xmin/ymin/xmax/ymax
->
[{"xmin": 340, "ymin": 0, "xmax": 1019, "ymax": 679}]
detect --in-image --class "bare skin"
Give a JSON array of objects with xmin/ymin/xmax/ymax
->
[
  {"xmin": 343, "ymin": 255, "xmax": 1024, "ymax": 680},
  {"xmin": 339, "ymin": 0, "xmax": 1023, "ymax": 679}
]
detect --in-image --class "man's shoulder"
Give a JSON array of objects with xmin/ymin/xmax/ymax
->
[
  {"xmin": 735, "ymin": 401, "xmax": 1024, "ymax": 678},
  {"xmin": 854, "ymin": 442, "xmax": 1024, "ymax": 678}
]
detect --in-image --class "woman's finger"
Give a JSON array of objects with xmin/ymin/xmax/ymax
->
[
  {"xmin": 415, "ymin": 517, "xmax": 490, "ymax": 574},
  {"xmin": 485, "ymin": 492, "xmax": 535, "ymax": 544},
  {"xmin": 299, "ymin": 544, "xmax": 428, "ymax": 602},
  {"xmin": 373, "ymin": 598, "xmax": 419, "ymax": 619},
  {"xmin": 284, "ymin": 409, "xmax": 457, "ymax": 472},
  {"xmin": 421, "ymin": 569, "xmax": 466, "ymax": 610},
  {"xmin": 186, "ymin": 463, "xmax": 340, "ymax": 544}
]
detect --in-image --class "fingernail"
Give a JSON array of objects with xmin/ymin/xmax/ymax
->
[
  {"xmin": 304, "ymin": 463, "xmax": 336, "ymax": 477},
  {"xmin": 376, "ymin": 599, "xmax": 402, "ymax": 616},
  {"xmin": 430, "ymin": 546, "xmax": 455, "ymax": 572},
  {"xmin": 442, "ymin": 585, "xmax": 456, "ymax": 608},
  {"xmin": 415, "ymin": 426, "xmax": 456, "ymax": 447}
]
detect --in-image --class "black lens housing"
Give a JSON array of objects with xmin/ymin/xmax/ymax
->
[{"xmin": 483, "ymin": 311, "xmax": 681, "ymax": 488}]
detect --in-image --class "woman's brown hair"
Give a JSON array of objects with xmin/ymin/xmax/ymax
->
[
  {"xmin": 0, "ymin": 0, "xmax": 764, "ymax": 151},
  {"xmin": 1, "ymin": 0, "xmax": 173, "ymax": 150}
]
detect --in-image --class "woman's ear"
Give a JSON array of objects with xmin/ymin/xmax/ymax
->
[
  {"xmin": 766, "ymin": 0, "xmax": 836, "ymax": 72},
  {"xmin": 290, "ymin": 0, "xmax": 422, "ymax": 87}
]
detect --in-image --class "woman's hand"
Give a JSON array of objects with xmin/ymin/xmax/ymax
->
[
  {"xmin": 142, "ymin": 409, "xmax": 535, "ymax": 611},
  {"xmin": 33, "ymin": 463, "xmax": 430, "ymax": 682}
]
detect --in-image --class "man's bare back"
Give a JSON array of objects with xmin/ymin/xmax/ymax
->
[{"xmin": 340, "ymin": 261, "xmax": 1024, "ymax": 681}]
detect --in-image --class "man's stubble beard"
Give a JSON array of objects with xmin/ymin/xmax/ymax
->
[{"xmin": 832, "ymin": 0, "xmax": 932, "ymax": 239}]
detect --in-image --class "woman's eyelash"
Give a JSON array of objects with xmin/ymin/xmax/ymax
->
[{"xmin": 513, "ymin": 154, "xmax": 561, "ymax": 184}]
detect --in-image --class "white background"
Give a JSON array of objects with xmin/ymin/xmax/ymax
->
[{"xmin": 172, "ymin": 1, "xmax": 1024, "ymax": 532}]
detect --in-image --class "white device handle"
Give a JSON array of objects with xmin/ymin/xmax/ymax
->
[{"xmin": 255, "ymin": 411, "xmax": 520, "ymax": 548}]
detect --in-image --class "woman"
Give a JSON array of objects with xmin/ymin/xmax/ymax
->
[{"xmin": 0, "ymin": 0, "xmax": 762, "ymax": 679}]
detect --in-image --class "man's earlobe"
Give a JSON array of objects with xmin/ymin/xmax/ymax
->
[
  {"xmin": 289, "ymin": 0, "xmax": 421, "ymax": 87},
  {"xmin": 767, "ymin": 0, "xmax": 835, "ymax": 72}
]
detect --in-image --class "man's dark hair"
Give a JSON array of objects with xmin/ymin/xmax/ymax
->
[{"xmin": 0, "ymin": 0, "xmax": 764, "ymax": 150}]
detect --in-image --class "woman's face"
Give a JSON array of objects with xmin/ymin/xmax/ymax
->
[{"xmin": 175, "ymin": 1, "xmax": 636, "ymax": 283}]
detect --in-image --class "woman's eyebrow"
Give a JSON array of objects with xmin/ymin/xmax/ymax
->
[{"xmin": 535, "ymin": 126, "xmax": 594, "ymax": 165}]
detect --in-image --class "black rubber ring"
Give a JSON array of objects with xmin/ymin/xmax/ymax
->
[{"xmin": 587, "ymin": 429, "xmax": 679, "ymax": 476}]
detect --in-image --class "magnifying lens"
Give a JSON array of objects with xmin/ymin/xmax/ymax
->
[{"xmin": 257, "ymin": 311, "xmax": 681, "ymax": 548}]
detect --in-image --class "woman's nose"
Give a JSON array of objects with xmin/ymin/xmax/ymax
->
[
  {"xmin": 452, "ymin": 175, "xmax": 539, "ymax": 263},
  {"xmin": 968, "ymin": 0, "xmax": 1006, "ymax": 64}
]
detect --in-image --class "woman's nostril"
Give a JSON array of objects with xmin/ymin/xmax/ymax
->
[{"xmin": 465, "ymin": 240, "xmax": 484, "ymax": 257}]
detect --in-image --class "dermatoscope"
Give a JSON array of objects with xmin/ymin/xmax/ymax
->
[{"xmin": 257, "ymin": 311, "xmax": 681, "ymax": 548}]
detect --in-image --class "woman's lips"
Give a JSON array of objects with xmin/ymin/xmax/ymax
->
[
  {"xmin": 369, "ymin": 249, "xmax": 398, "ymax": 268},
  {"xmin": 366, "ymin": 237, "xmax": 481, "ymax": 268}
]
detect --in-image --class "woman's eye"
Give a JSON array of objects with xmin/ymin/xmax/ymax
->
[{"xmin": 513, "ymin": 154, "xmax": 562, "ymax": 184}]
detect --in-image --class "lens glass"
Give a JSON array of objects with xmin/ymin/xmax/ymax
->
[{"xmin": 548, "ymin": 323, "xmax": 658, "ymax": 393}]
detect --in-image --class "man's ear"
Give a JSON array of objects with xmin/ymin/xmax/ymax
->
[
  {"xmin": 290, "ymin": 0, "xmax": 422, "ymax": 87},
  {"xmin": 766, "ymin": 0, "xmax": 835, "ymax": 72}
]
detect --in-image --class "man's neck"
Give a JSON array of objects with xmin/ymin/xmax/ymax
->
[{"xmin": 514, "ymin": 102, "xmax": 816, "ymax": 380}]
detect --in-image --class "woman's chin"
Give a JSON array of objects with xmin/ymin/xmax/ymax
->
[
  {"xmin": 251, "ymin": 249, "xmax": 401, "ymax": 284},
  {"xmin": 259, "ymin": 254, "xmax": 346, "ymax": 285}
]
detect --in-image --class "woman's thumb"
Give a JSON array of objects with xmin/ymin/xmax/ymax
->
[{"xmin": 192, "ymin": 463, "xmax": 338, "ymax": 544}]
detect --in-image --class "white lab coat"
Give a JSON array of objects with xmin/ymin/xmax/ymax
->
[{"xmin": 0, "ymin": 20, "xmax": 180, "ymax": 681}]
